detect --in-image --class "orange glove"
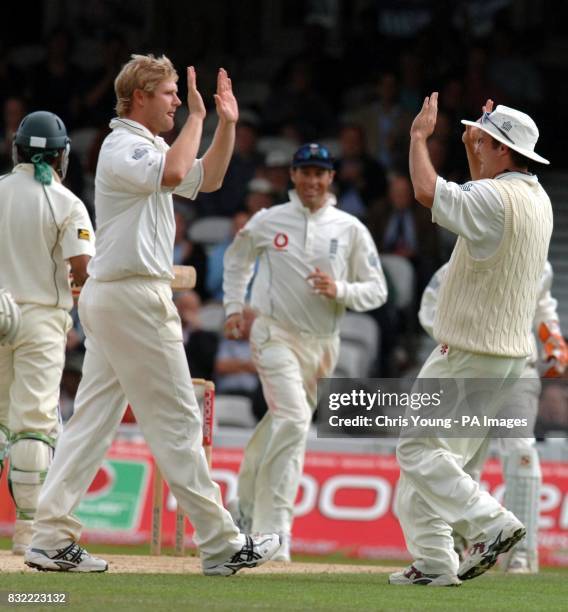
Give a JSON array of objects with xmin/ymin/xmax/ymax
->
[{"xmin": 538, "ymin": 321, "xmax": 568, "ymax": 378}]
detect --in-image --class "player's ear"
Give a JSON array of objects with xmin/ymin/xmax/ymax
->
[{"xmin": 132, "ymin": 88, "xmax": 146, "ymax": 108}]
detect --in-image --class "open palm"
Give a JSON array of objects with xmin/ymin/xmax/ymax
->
[{"xmin": 214, "ymin": 68, "xmax": 238, "ymax": 123}]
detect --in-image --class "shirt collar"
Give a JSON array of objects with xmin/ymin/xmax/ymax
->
[
  {"xmin": 495, "ymin": 171, "xmax": 538, "ymax": 185},
  {"xmin": 109, "ymin": 117, "xmax": 167, "ymax": 150},
  {"xmin": 13, "ymin": 163, "xmax": 62, "ymax": 183},
  {"xmin": 288, "ymin": 189, "xmax": 337, "ymax": 216}
]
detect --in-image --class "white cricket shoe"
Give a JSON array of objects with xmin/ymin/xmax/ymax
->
[
  {"xmin": 25, "ymin": 543, "xmax": 108, "ymax": 572},
  {"xmin": 272, "ymin": 533, "xmax": 291, "ymax": 562},
  {"xmin": 203, "ymin": 533, "xmax": 280, "ymax": 576},
  {"xmin": 12, "ymin": 519, "xmax": 33, "ymax": 555},
  {"xmin": 389, "ymin": 564, "xmax": 461, "ymax": 587},
  {"xmin": 458, "ymin": 518, "xmax": 526, "ymax": 581}
]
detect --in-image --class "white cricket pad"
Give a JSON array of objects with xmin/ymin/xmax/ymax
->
[
  {"xmin": 9, "ymin": 437, "xmax": 53, "ymax": 521},
  {"xmin": 501, "ymin": 446, "xmax": 541, "ymax": 572}
]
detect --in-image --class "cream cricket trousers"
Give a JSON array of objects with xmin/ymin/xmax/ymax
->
[
  {"xmin": 238, "ymin": 316, "xmax": 339, "ymax": 534},
  {"xmin": 0, "ymin": 304, "xmax": 71, "ymax": 436},
  {"xmin": 32, "ymin": 277, "xmax": 241, "ymax": 563},
  {"xmin": 394, "ymin": 344, "xmax": 526, "ymax": 574}
]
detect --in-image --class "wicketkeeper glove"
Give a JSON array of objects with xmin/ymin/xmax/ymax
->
[{"xmin": 538, "ymin": 320, "xmax": 568, "ymax": 378}]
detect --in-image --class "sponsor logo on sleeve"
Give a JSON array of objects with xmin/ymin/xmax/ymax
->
[
  {"xmin": 78, "ymin": 229, "xmax": 91, "ymax": 241},
  {"xmin": 132, "ymin": 147, "xmax": 149, "ymax": 160}
]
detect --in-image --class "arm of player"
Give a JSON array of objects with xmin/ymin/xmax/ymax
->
[
  {"xmin": 162, "ymin": 66, "xmax": 206, "ymax": 187},
  {"xmin": 69, "ymin": 255, "xmax": 91, "ymax": 291},
  {"xmin": 200, "ymin": 68, "xmax": 238, "ymax": 192},
  {"xmin": 333, "ymin": 226, "xmax": 388, "ymax": 312},
  {"xmin": 409, "ymin": 93, "xmax": 439, "ymax": 208},
  {"xmin": 223, "ymin": 223, "xmax": 259, "ymax": 318}
]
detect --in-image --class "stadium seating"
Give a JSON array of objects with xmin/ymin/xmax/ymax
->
[{"xmin": 214, "ymin": 394, "xmax": 256, "ymax": 428}]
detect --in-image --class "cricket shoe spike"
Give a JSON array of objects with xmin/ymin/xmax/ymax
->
[
  {"xmin": 389, "ymin": 564, "xmax": 461, "ymax": 586},
  {"xmin": 203, "ymin": 533, "xmax": 280, "ymax": 576},
  {"xmin": 25, "ymin": 543, "xmax": 108, "ymax": 572},
  {"xmin": 458, "ymin": 518, "xmax": 526, "ymax": 581}
]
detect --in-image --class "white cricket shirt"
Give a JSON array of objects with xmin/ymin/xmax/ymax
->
[
  {"xmin": 0, "ymin": 164, "xmax": 95, "ymax": 310},
  {"xmin": 223, "ymin": 190, "xmax": 388, "ymax": 336},
  {"xmin": 432, "ymin": 171, "xmax": 542, "ymax": 258},
  {"xmin": 432, "ymin": 172, "xmax": 538, "ymax": 259},
  {"xmin": 89, "ymin": 118, "xmax": 203, "ymax": 281}
]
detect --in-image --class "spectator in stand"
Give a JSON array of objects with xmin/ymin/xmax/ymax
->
[
  {"xmin": 215, "ymin": 307, "xmax": 267, "ymax": 422},
  {"xmin": 174, "ymin": 206, "xmax": 209, "ymax": 300},
  {"xmin": 273, "ymin": 17, "xmax": 342, "ymax": 112},
  {"xmin": 82, "ymin": 32, "xmax": 131, "ymax": 128},
  {"xmin": 488, "ymin": 28, "xmax": 543, "ymax": 113},
  {"xmin": 243, "ymin": 178, "xmax": 274, "ymax": 216},
  {"xmin": 196, "ymin": 110, "xmax": 265, "ymax": 217},
  {"xmin": 206, "ymin": 210, "xmax": 251, "ymax": 301},
  {"xmin": 462, "ymin": 45, "xmax": 505, "ymax": 118},
  {"xmin": 262, "ymin": 150, "xmax": 291, "ymax": 203},
  {"xmin": 262, "ymin": 59, "xmax": 335, "ymax": 140},
  {"xmin": 335, "ymin": 123, "xmax": 388, "ymax": 217},
  {"xmin": 174, "ymin": 290, "xmax": 219, "ymax": 382},
  {"xmin": 29, "ymin": 28, "xmax": 84, "ymax": 130},
  {"xmin": 398, "ymin": 51, "xmax": 425, "ymax": 115},
  {"xmin": 368, "ymin": 173, "xmax": 440, "ymax": 298},
  {"xmin": 352, "ymin": 72, "xmax": 407, "ymax": 170}
]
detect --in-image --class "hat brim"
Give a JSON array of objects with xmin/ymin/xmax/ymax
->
[
  {"xmin": 291, "ymin": 160, "xmax": 334, "ymax": 170},
  {"xmin": 461, "ymin": 119, "xmax": 550, "ymax": 165}
]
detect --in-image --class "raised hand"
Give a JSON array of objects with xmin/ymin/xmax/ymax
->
[
  {"xmin": 462, "ymin": 98, "xmax": 493, "ymax": 147},
  {"xmin": 214, "ymin": 68, "xmax": 238, "ymax": 124},
  {"xmin": 187, "ymin": 66, "xmax": 206, "ymax": 120},
  {"xmin": 410, "ymin": 92, "xmax": 438, "ymax": 140}
]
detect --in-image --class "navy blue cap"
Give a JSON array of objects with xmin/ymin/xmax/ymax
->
[{"xmin": 291, "ymin": 143, "xmax": 334, "ymax": 170}]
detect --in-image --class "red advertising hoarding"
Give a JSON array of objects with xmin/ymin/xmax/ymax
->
[{"xmin": 1, "ymin": 441, "xmax": 567, "ymax": 565}]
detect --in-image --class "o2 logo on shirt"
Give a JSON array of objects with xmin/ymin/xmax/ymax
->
[{"xmin": 273, "ymin": 233, "xmax": 289, "ymax": 250}]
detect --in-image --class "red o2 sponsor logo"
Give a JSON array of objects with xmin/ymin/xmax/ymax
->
[{"xmin": 274, "ymin": 233, "xmax": 289, "ymax": 249}]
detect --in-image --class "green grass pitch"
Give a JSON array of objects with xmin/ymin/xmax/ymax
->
[{"xmin": 1, "ymin": 539, "xmax": 567, "ymax": 611}]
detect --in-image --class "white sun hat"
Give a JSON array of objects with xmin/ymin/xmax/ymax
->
[{"xmin": 461, "ymin": 105, "xmax": 549, "ymax": 165}]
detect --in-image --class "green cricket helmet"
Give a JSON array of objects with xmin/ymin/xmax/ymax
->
[{"xmin": 12, "ymin": 111, "xmax": 71, "ymax": 179}]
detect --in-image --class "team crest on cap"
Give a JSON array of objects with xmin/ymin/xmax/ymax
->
[
  {"xmin": 501, "ymin": 121, "xmax": 512, "ymax": 132},
  {"xmin": 273, "ymin": 233, "xmax": 289, "ymax": 249}
]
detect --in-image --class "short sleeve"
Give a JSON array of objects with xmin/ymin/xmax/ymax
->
[
  {"xmin": 106, "ymin": 137, "xmax": 165, "ymax": 194},
  {"xmin": 60, "ymin": 200, "xmax": 96, "ymax": 260},
  {"xmin": 173, "ymin": 159, "xmax": 204, "ymax": 200}
]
